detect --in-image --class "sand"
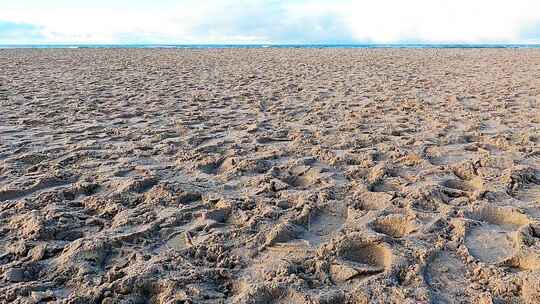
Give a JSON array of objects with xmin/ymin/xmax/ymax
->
[{"xmin": 0, "ymin": 48, "xmax": 539, "ymax": 303}]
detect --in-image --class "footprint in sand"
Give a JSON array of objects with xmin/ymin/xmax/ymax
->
[
  {"xmin": 424, "ymin": 251, "xmax": 470, "ymax": 304},
  {"xmin": 264, "ymin": 290, "xmax": 310, "ymax": 304},
  {"xmin": 464, "ymin": 206, "xmax": 530, "ymax": 264},
  {"xmin": 465, "ymin": 205, "xmax": 530, "ymax": 229},
  {"xmin": 370, "ymin": 214, "xmax": 418, "ymax": 238},
  {"xmin": 234, "ymin": 285, "xmax": 310, "ymax": 304},
  {"xmin": 502, "ymin": 251, "xmax": 540, "ymax": 272},
  {"xmin": 513, "ymin": 183, "xmax": 540, "ymax": 203},
  {"xmin": 425, "ymin": 144, "xmax": 477, "ymax": 166},
  {"xmin": 197, "ymin": 157, "xmax": 226, "ymax": 175},
  {"xmin": 265, "ymin": 201, "xmax": 348, "ymax": 248},
  {"xmin": 331, "ymin": 234, "xmax": 392, "ymax": 283},
  {"xmin": 234, "ymin": 243, "xmax": 312, "ymax": 302},
  {"xmin": 439, "ymin": 176, "xmax": 484, "ymax": 201},
  {"xmin": 284, "ymin": 163, "xmax": 341, "ymax": 190},
  {"xmin": 478, "ymin": 119, "xmax": 509, "ymax": 136},
  {"xmin": 465, "ymin": 224, "xmax": 517, "ymax": 264},
  {"xmin": 441, "ymin": 178, "xmax": 478, "ymax": 193},
  {"xmin": 355, "ymin": 191, "xmax": 393, "ymax": 211},
  {"xmin": 0, "ymin": 177, "xmax": 75, "ymax": 202},
  {"xmin": 166, "ymin": 231, "xmax": 191, "ymax": 251},
  {"xmin": 508, "ymin": 168, "xmax": 540, "ymax": 203},
  {"xmin": 301, "ymin": 202, "xmax": 348, "ymax": 246},
  {"xmin": 522, "ymin": 152, "xmax": 540, "ymax": 167}
]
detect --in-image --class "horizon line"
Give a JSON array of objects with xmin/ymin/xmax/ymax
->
[
  {"xmin": 2, "ymin": 42, "xmax": 540, "ymax": 44},
  {"xmin": 2, "ymin": 42, "xmax": 540, "ymax": 47}
]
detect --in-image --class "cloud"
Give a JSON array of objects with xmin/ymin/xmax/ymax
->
[
  {"xmin": 289, "ymin": 0, "xmax": 540, "ymax": 43},
  {"xmin": 0, "ymin": 20, "xmax": 44, "ymax": 43},
  {"xmin": 182, "ymin": 1, "xmax": 355, "ymax": 44},
  {"xmin": 521, "ymin": 21, "xmax": 540, "ymax": 43},
  {"xmin": 0, "ymin": 0, "xmax": 539, "ymax": 44}
]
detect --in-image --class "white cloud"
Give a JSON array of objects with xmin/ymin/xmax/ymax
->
[
  {"xmin": 287, "ymin": 0, "xmax": 540, "ymax": 43},
  {"xmin": 0, "ymin": 0, "xmax": 539, "ymax": 43}
]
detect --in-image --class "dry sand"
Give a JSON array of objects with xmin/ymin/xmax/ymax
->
[{"xmin": 0, "ymin": 48, "xmax": 539, "ymax": 303}]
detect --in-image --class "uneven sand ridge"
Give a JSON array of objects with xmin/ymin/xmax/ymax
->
[{"xmin": 0, "ymin": 48, "xmax": 539, "ymax": 303}]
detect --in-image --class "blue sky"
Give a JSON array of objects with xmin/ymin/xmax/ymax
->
[{"xmin": 1, "ymin": 0, "xmax": 540, "ymax": 44}]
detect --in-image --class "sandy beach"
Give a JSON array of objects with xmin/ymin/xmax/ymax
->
[{"xmin": 1, "ymin": 48, "xmax": 539, "ymax": 303}]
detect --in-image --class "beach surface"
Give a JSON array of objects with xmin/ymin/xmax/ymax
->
[{"xmin": 0, "ymin": 48, "xmax": 539, "ymax": 303}]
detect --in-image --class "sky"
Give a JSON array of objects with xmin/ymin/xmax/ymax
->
[{"xmin": 1, "ymin": 0, "xmax": 540, "ymax": 44}]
